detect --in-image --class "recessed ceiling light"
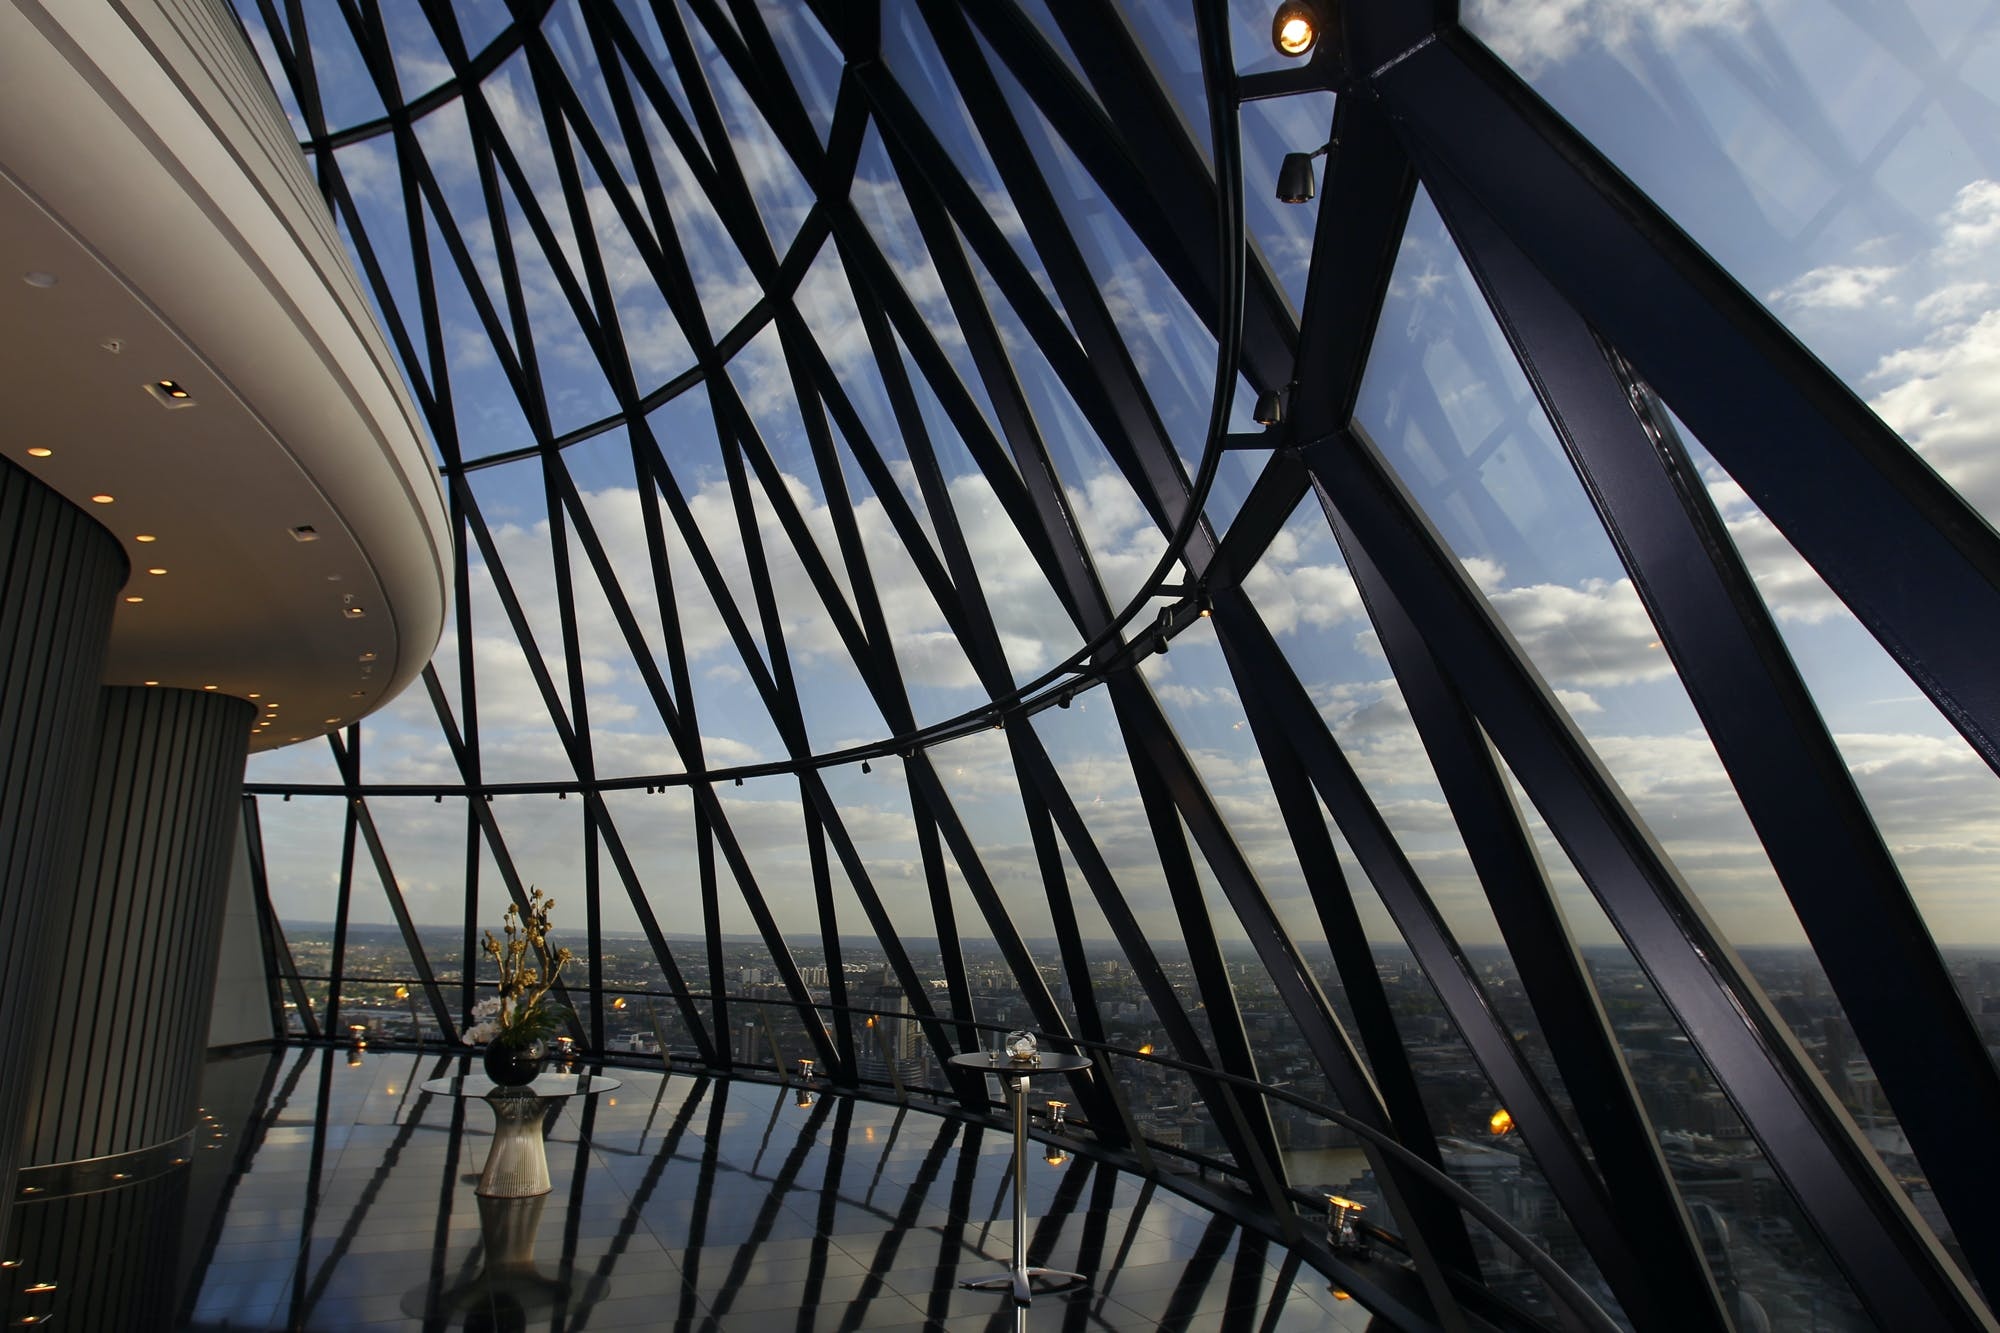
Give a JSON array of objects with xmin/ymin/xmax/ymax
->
[
  {"xmin": 350, "ymin": 691, "xmax": 365, "ymax": 699},
  {"xmin": 147, "ymin": 567, "xmax": 166, "ymax": 575},
  {"xmin": 123, "ymin": 595, "xmax": 142, "ymax": 603},
  {"xmin": 22, "ymin": 271, "xmax": 56, "ymax": 288},
  {"xmin": 91, "ymin": 494, "xmax": 114, "ymax": 504},
  {"xmin": 203, "ymin": 684, "xmax": 217, "ymax": 691},
  {"xmin": 343, "ymin": 606, "xmax": 366, "ymax": 619},
  {"xmin": 143, "ymin": 680, "xmax": 158, "ymax": 686},
  {"xmin": 324, "ymin": 717, "xmax": 340, "ymax": 726},
  {"xmin": 26, "ymin": 447, "xmax": 51, "ymax": 458},
  {"xmin": 248, "ymin": 693, "xmax": 260, "ymax": 699},
  {"xmin": 135, "ymin": 534, "xmax": 157, "ymax": 543},
  {"xmin": 358, "ymin": 652, "xmax": 376, "ymax": 662},
  {"xmin": 145, "ymin": 380, "xmax": 196, "ymax": 409},
  {"xmin": 290, "ymin": 525, "xmax": 318, "ymax": 542}
]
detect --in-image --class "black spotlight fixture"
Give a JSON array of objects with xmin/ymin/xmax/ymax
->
[
  {"xmin": 1272, "ymin": 0, "xmax": 1321, "ymax": 56},
  {"xmin": 1277, "ymin": 143, "xmax": 1330, "ymax": 203},
  {"xmin": 1253, "ymin": 387, "xmax": 1284, "ymax": 425},
  {"xmin": 861, "ymin": 759, "xmax": 872, "ymax": 774}
]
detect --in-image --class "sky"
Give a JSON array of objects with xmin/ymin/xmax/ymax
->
[{"xmin": 239, "ymin": 0, "xmax": 2000, "ymax": 971}]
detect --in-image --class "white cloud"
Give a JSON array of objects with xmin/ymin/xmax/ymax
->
[
  {"xmin": 1769, "ymin": 264, "xmax": 1899, "ymax": 312},
  {"xmin": 1938, "ymin": 179, "xmax": 2000, "ymax": 261},
  {"xmin": 1464, "ymin": 0, "xmax": 1746, "ymax": 76},
  {"xmin": 1869, "ymin": 308, "xmax": 2000, "ymax": 516},
  {"xmin": 1484, "ymin": 576, "xmax": 1672, "ymax": 689}
]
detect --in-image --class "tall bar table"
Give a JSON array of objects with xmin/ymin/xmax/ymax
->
[{"xmin": 949, "ymin": 1050, "xmax": 1092, "ymax": 1307}]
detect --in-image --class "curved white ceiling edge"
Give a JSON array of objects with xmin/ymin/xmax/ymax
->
[{"xmin": 0, "ymin": 0, "xmax": 449, "ymax": 753}]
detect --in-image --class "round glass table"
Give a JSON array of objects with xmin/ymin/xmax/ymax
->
[
  {"xmin": 420, "ymin": 1071, "xmax": 620, "ymax": 1197},
  {"xmin": 948, "ymin": 1050, "xmax": 1092, "ymax": 1307}
]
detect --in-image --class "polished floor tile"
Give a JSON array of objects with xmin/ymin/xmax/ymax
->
[{"xmin": 5, "ymin": 1047, "xmax": 1380, "ymax": 1331}]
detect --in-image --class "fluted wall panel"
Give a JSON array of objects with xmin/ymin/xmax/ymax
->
[
  {"xmin": 23, "ymin": 686, "xmax": 252, "ymax": 1167},
  {"xmin": 0, "ymin": 457, "xmax": 124, "ymax": 1241}
]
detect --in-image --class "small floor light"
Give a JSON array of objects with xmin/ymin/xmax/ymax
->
[{"xmin": 1325, "ymin": 1195, "xmax": 1367, "ymax": 1254}]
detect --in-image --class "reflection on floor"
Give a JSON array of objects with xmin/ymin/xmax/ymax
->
[{"xmin": 6, "ymin": 1047, "xmax": 1374, "ymax": 1331}]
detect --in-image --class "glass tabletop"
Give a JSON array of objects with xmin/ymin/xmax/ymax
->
[
  {"xmin": 419, "ymin": 1071, "xmax": 623, "ymax": 1099},
  {"xmin": 947, "ymin": 1051, "xmax": 1092, "ymax": 1075}
]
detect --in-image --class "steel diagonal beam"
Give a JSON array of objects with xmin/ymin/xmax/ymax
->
[
  {"xmin": 544, "ymin": 412, "xmax": 974, "ymax": 1090},
  {"xmin": 908, "ymin": 793, "xmax": 978, "ymax": 1056},
  {"xmin": 1211, "ymin": 622, "xmax": 1479, "ymax": 1271},
  {"xmin": 1436, "ymin": 171, "xmax": 2000, "ymax": 1306},
  {"xmin": 536, "ymin": 462, "xmax": 836, "ymax": 1072},
  {"xmin": 1004, "ymin": 731, "xmax": 1263, "ymax": 1175},
  {"xmin": 823, "ymin": 223, "xmax": 1061, "ymax": 601},
  {"xmin": 800, "ymin": 807, "xmax": 855, "ymax": 1084},
  {"xmin": 494, "ymin": 27, "xmax": 853, "ymax": 1077},
  {"xmin": 439, "ymin": 485, "xmax": 702, "ymax": 1051},
  {"xmin": 1220, "ymin": 584, "xmax": 1702, "ymax": 1324},
  {"xmin": 984, "ymin": 1, "xmax": 1296, "ymax": 389},
  {"xmin": 327, "ymin": 754, "xmax": 360, "ymax": 1031},
  {"xmin": 777, "ymin": 309, "xmax": 963, "ymax": 632},
  {"xmin": 642, "ymin": 0, "xmax": 782, "ymax": 278},
  {"xmin": 613, "ymin": 413, "xmax": 961, "ymax": 1074},
  {"xmin": 1355, "ymin": 556, "xmax": 1729, "ymax": 1330},
  {"xmin": 242, "ymin": 797, "xmax": 317, "ymax": 1039},
  {"xmin": 324, "ymin": 733, "xmax": 459, "ymax": 1043},
  {"xmin": 907, "ymin": 0, "xmax": 1206, "ymax": 550},
  {"xmin": 835, "ymin": 248, "xmax": 1025, "ymax": 675},
  {"xmin": 900, "ymin": 753, "xmax": 1125, "ymax": 1132},
  {"xmin": 580, "ymin": 790, "xmax": 715, "ymax": 1060},
  {"xmin": 891, "ymin": 156, "xmax": 1110, "ymax": 633},
  {"xmin": 1368, "ymin": 26, "xmax": 2000, "ymax": 786},
  {"xmin": 1102, "ymin": 678, "xmax": 1296, "ymax": 1225},
  {"xmin": 1301, "ymin": 424, "xmax": 1996, "ymax": 1330},
  {"xmin": 631, "ymin": 457, "xmax": 731, "ymax": 1052},
  {"xmin": 1105, "ymin": 669, "xmax": 1492, "ymax": 1303},
  {"xmin": 859, "ymin": 59, "xmax": 1197, "ymax": 557},
  {"xmin": 417, "ymin": 663, "xmax": 712, "ymax": 1061},
  {"xmin": 1011, "ymin": 763, "xmax": 1137, "ymax": 1151}
]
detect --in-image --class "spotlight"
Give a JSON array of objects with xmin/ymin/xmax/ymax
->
[
  {"xmin": 1197, "ymin": 588, "xmax": 1213, "ymax": 619},
  {"xmin": 1057, "ymin": 690, "xmax": 1072, "ymax": 709},
  {"xmin": 861, "ymin": 760, "xmax": 871, "ymax": 774},
  {"xmin": 1254, "ymin": 388, "xmax": 1284, "ymax": 425},
  {"xmin": 1272, "ymin": 0, "xmax": 1321, "ymax": 56},
  {"xmin": 1045, "ymin": 1145, "xmax": 1069, "ymax": 1166},
  {"xmin": 1277, "ymin": 151, "xmax": 1318, "ymax": 203}
]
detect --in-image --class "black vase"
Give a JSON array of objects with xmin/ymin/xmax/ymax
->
[{"xmin": 482, "ymin": 1038, "xmax": 546, "ymax": 1088}]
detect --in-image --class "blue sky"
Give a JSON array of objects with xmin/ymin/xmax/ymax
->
[{"xmin": 241, "ymin": 0, "xmax": 2000, "ymax": 961}]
